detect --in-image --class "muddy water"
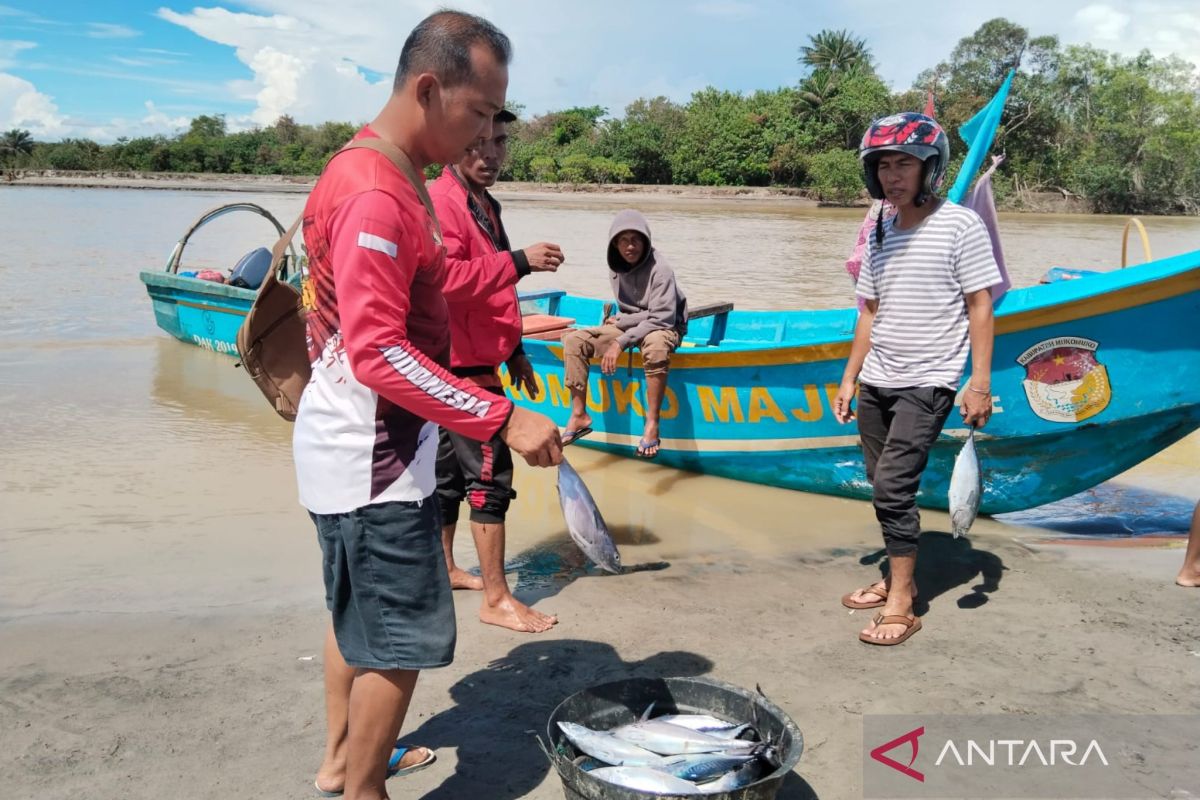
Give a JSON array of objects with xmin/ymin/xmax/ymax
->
[{"xmin": 1, "ymin": 186, "xmax": 1197, "ymax": 619}]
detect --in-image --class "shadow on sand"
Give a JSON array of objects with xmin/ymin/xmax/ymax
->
[
  {"xmin": 407, "ymin": 638, "xmax": 819, "ymax": 799},
  {"xmin": 860, "ymin": 531, "xmax": 1007, "ymax": 613}
]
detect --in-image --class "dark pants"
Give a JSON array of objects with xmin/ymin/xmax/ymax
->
[
  {"xmin": 857, "ymin": 383, "xmax": 955, "ymax": 557},
  {"xmin": 436, "ymin": 386, "xmax": 516, "ymax": 525}
]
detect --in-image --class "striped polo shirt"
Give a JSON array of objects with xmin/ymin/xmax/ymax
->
[{"xmin": 855, "ymin": 201, "xmax": 1002, "ymax": 390}]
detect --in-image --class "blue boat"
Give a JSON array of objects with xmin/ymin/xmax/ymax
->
[
  {"xmin": 138, "ymin": 202, "xmax": 299, "ymax": 356},
  {"xmin": 505, "ymin": 245, "xmax": 1200, "ymax": 514},
  {"xmin": 138, "ymin": 211, "xmax": 1200, "ymax": 515}
]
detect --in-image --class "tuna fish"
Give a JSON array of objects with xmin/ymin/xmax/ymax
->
[
  {"xmin": 587, "ymin": 766, "xmax": 701, "ymax": 794},
  {"xmin": 695, "ymin": 756, "xmax": 772, "ymax": 793},
  {"xmin": 557, "ymin": 458, "xmax": 622, "ymax": 573},
  {"xmin": 609, "ymin": 719, "xmax": 759, "ymax": 756},
  {"xmin": 557, "ymin": 722, "xmax": 667, "ymax": 767},
  {"xmin": 949, "ymin": 428, "xmax": 982, "ymax": 537}
]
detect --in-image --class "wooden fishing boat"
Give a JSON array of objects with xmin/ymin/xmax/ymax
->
[
  {"xmin": 505, "ymin": 244, "xmax": 1200, "ymax": 514},
  {"xmin": 138, "ymin": 202, "xmax": 299, "ymax": 355}
]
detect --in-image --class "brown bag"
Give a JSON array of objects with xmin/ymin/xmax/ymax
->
[{"xmin": 236, "ymin": 138, "xmax": 442, "ymax": 421}]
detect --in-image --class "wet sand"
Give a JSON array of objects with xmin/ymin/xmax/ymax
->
[{"xmin": 2, "ymin": 187, "xmax": 1199, "ymax": 799}]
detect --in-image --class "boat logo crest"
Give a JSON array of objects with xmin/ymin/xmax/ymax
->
[{"xmin": 1017, "ymin": 336, "xmax": 1111, "ymax": 423}]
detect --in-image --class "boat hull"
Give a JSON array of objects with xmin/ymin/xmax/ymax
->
[
  {"xmin": 505, "ymin": 253, "xmax": 1200, "ymax": 513},
  {"xmin": 139, "ymin": 271, "xmax": 255, "ymax": 356}
]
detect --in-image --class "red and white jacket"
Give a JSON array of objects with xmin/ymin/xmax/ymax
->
[
  {"xmin": 293, "ymin": 128, "xmax": 513, "ymax": 514},
  {"xmin": 428, "ymin": 166, "xmax": 529, "ymax": 375}
]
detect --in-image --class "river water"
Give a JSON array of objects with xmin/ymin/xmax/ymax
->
[{"xmin": 1, "ymin": 185, "xmax": 1197, "ymax": 619}]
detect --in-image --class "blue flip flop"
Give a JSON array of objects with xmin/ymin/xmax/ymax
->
[
  {"xmin": 562, "ymin": 426, "xmax": 593, "ymax": 446},
  {"xmin": 314, "ymin": 743, "xmax": 435, "ymax": 796},
  {"xmin": 636, "ymin": 438, "xmax": 661, "ymax": 459},
  {"xmin": 388, "ymin": 745, "xmax": 436, "ymax": 777}
]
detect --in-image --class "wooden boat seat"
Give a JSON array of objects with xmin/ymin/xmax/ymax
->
[{"xmin": 522, "ymin": 313, "xmax": 575, "ymax": 341}]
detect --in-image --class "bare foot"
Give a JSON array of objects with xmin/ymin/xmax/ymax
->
[
  {"xmin": 1176, "ymin": 567, "xmax": 1200, "ymax": 587},
  {"xmin": 480, "ymin": 594, "xmax": 558, "ymax": 633},
  {"xmin": 448, "ymin": 567, "xmax": 484, "ymax": 591}
]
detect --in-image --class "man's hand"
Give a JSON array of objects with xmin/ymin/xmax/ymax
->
[
  {"xmin": 500, "ymin": 406, "xmax": 562, "ymax": 467},
  {"xmin": 522, "ymin": 242, "xmax": 564, "ymax": 272},
  {"xmin": 833, "ymin": 378, "xmax": 858, "ymax": 424},
  {"xmin": 600, "ymin": 341, "xmax": 623, "ymax": 376},
  {"xmin": 960, "ymin": 384, "xmax": 993, "ymax": 429},
  {"xmin": 507, "ymin": 354, "xmax": 539, "ymax": 399}
]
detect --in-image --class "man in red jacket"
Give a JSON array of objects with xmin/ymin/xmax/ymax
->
[
  {"xmin": 297, "ymin": 12, "xmax": 561, "ymax": 799},
  {"xmin": 429, "ymin": 111, "xmax": 565, "ymax": 633}
]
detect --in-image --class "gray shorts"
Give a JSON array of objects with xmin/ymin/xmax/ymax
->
[{"xmin": 311, "ymin": 499, "xmax": 456, "ymax": 670}]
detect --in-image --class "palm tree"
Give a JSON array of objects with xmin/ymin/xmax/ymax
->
[
  {"xmin": 799, "ymin": 29, "xmax": 873, "ymax": 75},
  {"xmin": 1, "ymin": 128, "xmax": 35, "ymax": 164},
  {"xmin": 797, "ymin": 70, "xmax": 838, "ymax": 117}
]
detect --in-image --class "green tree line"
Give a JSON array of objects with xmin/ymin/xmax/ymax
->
[{"xmin": 4, "ymin": 18, "xmax": 1198, "ymax": 214}]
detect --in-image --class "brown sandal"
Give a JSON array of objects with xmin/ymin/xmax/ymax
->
[
  {"xmin": 858, "ymin": 613, "xmax": 922, "ymax": 646},
  {"xmin": 841, "ymin": 584, "xmax": 919, "ymax": 610},
  {"xmin": 842, "ymin": 584, "xmax": 889, "ymax": 609}
]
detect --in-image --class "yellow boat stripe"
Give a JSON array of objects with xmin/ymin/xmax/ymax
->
[{"xmin": 580, "ymin": 431, "xmax": 863, "ymax": 452}]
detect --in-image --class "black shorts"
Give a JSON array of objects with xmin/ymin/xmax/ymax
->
[
  {"xmin": 435, "ymin": 397, "xmax": 516, "ymax": 525},
  {"xmin": 311, "ymin": 499, "xmax": 456, "ymax": 670}
]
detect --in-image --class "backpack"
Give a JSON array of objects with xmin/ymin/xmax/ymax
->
[{"xmin": 235, "ymin": 138, "xmax": 442, "ymax": 421}]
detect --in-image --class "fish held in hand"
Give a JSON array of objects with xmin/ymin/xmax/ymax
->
[
  {"xmin": 557, "ymin": 458, "xmax": 622, "ymax": 573},
  {"xmin": 949, "ymin": 428, "xmax": 982, "ymax": 538}
]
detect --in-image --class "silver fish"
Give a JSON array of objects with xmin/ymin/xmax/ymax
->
[
  {"xmin": 696, "ymin": 756, "xmax": 771, "ymax": 794},
  {"xmin": 557, "ymin": 458, "xmax": 622, "ymax": 573},
  {"xmin": 588, "ymin": 766, "xmax": 701, "ymax": 794},
  {"xmin": 557, "ymin": 722, "xmax": 667, "ymax": 767},
  {"xmin": 659, "ymin": 751, "xmax": 759, "ymax": 782},
  {"xmin": 948, "ymin": 428, "xmax": 982, "ymax": 538},
  {"xmin": 650, "ymin": 713, "xmax": 738, "ymax": 731},
  {"xmin": 611, "ymin": 719, "xmax": 758, "ymax": 756}
]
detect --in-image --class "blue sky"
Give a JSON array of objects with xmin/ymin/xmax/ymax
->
[{"xmin": 2, "ymin": 0, "xmax": 1197, "ymax": 142}]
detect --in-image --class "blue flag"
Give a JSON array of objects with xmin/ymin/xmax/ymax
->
[{"xmin": 947, "ymin": 68, "xmax": 1015, "ymax": 204}]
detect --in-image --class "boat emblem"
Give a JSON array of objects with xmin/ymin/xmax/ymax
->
[
  {"xmin": 203, "ymin": 310, "xmax": 216, "ymax": 336},
  {"xmin": 1017, "ymin": 336, "xmax": 1111, "ymax": 423}
]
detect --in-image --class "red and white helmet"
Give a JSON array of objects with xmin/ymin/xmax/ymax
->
[{"xmin": 858, "ymin": 112, "xmax": 950, "ymax": 201}]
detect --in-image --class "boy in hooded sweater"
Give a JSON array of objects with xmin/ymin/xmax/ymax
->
[{"xmin": 561, "ymin": 210, "xmax": 687, "ymax": 458}]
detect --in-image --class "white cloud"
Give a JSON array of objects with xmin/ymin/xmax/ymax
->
[
  {"xmin": 87, "ymin": 23, "xmax": 142, "ymax": 39},
  {"xmin": 0, "ymin": 39, "xmax": 36, "ymax": 69},
  {"xmin": 1073, "ymin": 5, "xmax": 1132, "ymax": 43},
  {"xmin": 0, "ymin": 72, "xmax": 65, "ymax": 137},
  {"xmin": 153, "ymin": 1, "xmax": 716, "ymax": 126}
]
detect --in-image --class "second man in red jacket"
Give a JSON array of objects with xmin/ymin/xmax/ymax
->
[{"xmin": 429, "ymin": 110, "xmax": 566, "ymax": 633}]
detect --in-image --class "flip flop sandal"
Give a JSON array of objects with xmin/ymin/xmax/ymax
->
[
  {"xmin": 858, "ymin": 613, "xmax": 922, "ymax": 646},
  {"xmin": 314, "ymin": 743, "xmax": 436, "ymax": 796},
  {"xmin": 841, "ymin": 584, "xmax": 919, "ymax": 610},
  {"xmin": 636, "ymin": 438, "xmax": 661, "ymax": 459},
  {"xmin": 842, "ymin": 584, "xmax": 889, "ymax": 609},
  {"xmin": 388, "ymin": 745, "xmax": 436, "ymax": 777},
  {"xmin": 562, "ymin": 426, "xmax": 593, "ymax": 446}
]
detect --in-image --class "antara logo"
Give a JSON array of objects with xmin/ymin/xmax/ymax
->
[
  {"xmin": 871, "ymin": 726, "xmax": 925, "ymax": 782},
  {"xmin": 935, "ymin": 739, "xmax": 1109, "ymax": 767}
]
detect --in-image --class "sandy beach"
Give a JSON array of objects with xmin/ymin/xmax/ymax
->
[{"xmin": 4, "ymin": 505, "xmax": 1198, "ymax": 800}]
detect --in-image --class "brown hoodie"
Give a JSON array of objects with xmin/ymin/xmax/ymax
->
[{"xmin": 605, "ymin": 209, "xmax": 688, "ymax": 349}]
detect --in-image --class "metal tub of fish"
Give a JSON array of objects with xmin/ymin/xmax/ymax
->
[{"xmin": 545, "ymin": 676, "xmax": 802, "ymax": 799}]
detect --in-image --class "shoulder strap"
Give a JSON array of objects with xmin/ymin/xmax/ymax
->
[
  {"xmin": 336, "ymin": 138, "xmax": 442, "ymax": 244},
  {"xmin": 263, "ymin": 137, "xmax": 442, "ymax": 285}
]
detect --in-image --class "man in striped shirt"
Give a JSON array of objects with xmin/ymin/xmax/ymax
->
[{"xmin": 833, "ymin": 112, "xmax": 1002, "ymax": 646}]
